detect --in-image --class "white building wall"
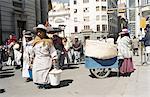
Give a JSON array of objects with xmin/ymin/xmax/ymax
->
[
  {"xmin": 48, "ymin": 9, "xmax": 71, "ymax": 37},
  {"xmin": 69, "ymin": 0, "xmax": 114, "ymax": 33}
]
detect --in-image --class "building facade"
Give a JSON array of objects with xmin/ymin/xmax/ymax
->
[
  {"xmin": 48, "ymin": 2, "xmax": 70, "ymax": 37},
  {"xmin": 142, "ymin": 0, "xmax": 150, "ymax": 17},
  {"xmin": 126, "ymin": 0, "xmax": 136, "ymax": 36},
  {"xmin": 69, "ymin": 0, "xmax": 118, "ymax": 35},
  {"xmin": 0, "ymin": 0, "xmax": 49, "ymax": 44}
]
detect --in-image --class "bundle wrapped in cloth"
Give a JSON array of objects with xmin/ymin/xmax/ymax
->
[{"xmin": 85, "ymin": 40, "xmax": 118, "ymax": 59}]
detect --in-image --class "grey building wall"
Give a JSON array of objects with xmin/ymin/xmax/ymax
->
[
  {"xmin": 35, "ymin": 0, "xmax": 41, "ymax": 25},
  {"xmin": 24, "ymin": 0, "xmax": 36, "ymax": 31},
  {"xmin": 0, "ymin": 0, "xmax": 14, "ymax": 41},
  {"xmin": 0, "ymin": 0, "xmax": 48, "ymax": 43},
  {"xmin": 127, "ymin": 0, "xmax": 136, "ymax": 35},
  {"xmin": 40, "ymin": 0, "xmax": 48, "ymax": 23}
]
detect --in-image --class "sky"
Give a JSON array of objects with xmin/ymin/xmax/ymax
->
[{"xmin": 51, "ymin": 0, "xmax": 69, "ymax": 3}]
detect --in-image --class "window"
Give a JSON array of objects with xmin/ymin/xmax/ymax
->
[
  {"xmin": 97, "ymin": 37, "xmax": 100, "ymax": 40},
  {"xmin": 96, "ymin": 15, "xmax": 100, "ymax": 21},
  {"xmin": 102, "ymin": 25, "xmax": 107, "ymax": 32},
  {"xmin": 96, "ymin": 6, "xmax": 100, "ymax": 11},
  {"xmin": 102, "ymin": 15, "xmax": 107, "ymax": 20},
  {"xmin": 97, "ymin": 25, "xmax": 100, "ymax": 31},
  {"xmin": 74, "ymin": 0, "xmax": 77, "ymax": 4},
  {"xmin": 102, "ymin": 0, "xmax": 106, "ymax": 1},
  {"xmin": 83, "ymin": 7, "xmax": 89, "ymax": 13},
  {"xmin": 13, "ymin": 1, "xmax": 23, "ymax": 8},
  {"xmin": 102, "ymin": 6, "xmax": 106, "ymax": 11},
  {"xmin": 83, "ymin": 0, "xmax": 89, "ymax": 3},
  {"xmin": 75, "ymin": 26, "xmax": 78, "ymax": 32},
  {"xmin": 84, "ymin": 25, "xmax": 90, "ymax": 30},
  {"xmin": 83, "ymin": 16, "xmax": 89, "ymax": 22},
  {"xmin": 74, "ymin": 17, "xmax": 77, "ymax": 22},
  {"xmin": 74, "ymin": 9, "xmax": 77, "ymax": 13}
]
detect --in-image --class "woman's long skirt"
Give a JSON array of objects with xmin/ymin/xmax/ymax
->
[{"xmin": 120, "ymin": 58, "xmax": 135, "ymax": 74}]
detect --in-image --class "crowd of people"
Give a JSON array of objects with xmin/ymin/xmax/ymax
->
[
  {"xmin": 0, "ymin": 23, "xmax": 84, "ymax": 89},
  {"xmin": 1, "ymin": 22, "xmax": 150, "ymax": 90}
]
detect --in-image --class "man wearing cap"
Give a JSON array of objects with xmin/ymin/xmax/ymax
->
[
  {"xmin": 47, "ymin": 28, "xmax": 65, "ymax": 69},
  {"xmin": 22, "ymin": 31, "xmax": 33, "ymax": 82},
  {"xmin": 72, "ymin": 36, "xmax": 82, "ymax": 64}
]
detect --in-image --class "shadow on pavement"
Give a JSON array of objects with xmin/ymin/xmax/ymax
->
[
  {"xmin": 89, "ymin": 71, "xmax": 119, "ymax": 79},
  {"xmin": 1, "ymin": 68, "xmax": 14, "ymax": 71},
  {"xmin": 0, "ymin": 89, "xmax": 6, "ymax": 94},
  {"xmin": 0, "ymin": 67, "xmax": 15, "ymax": 78},
  {"xmin": 51, "ymin": 79, "xmax": 73, "ymax": 88},
  {"xmin": 89, "ymin": 74, "xmax": 97, "ymax": 78},
  {"xmin": 107, "ymin": 71, "xmax": 119, "ymax": 78},
  {"xmin": 62, "ymin": 66, "xmax": 79, "ymax": 70}
]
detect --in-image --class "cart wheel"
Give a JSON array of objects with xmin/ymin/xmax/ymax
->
[{"xmin": 89, "ymin": 68, "xmax": 111, "ymax": 78}]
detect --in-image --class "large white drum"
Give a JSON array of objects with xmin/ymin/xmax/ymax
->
[{"xmin": 85, "ymin": 40, "xmax": 118, "ymax": 59}]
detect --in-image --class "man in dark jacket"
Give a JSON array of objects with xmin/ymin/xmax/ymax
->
[
  {"xmin": 142, "ymin": 29, "xmax": 150, "ymax": 47},
  {"xmin": 52, "ymin": 33, "xmax": 65, "ymax": 69},
  {"xmin": 141, "ymin": 29, "xmax": 150, "ymax": 64}
]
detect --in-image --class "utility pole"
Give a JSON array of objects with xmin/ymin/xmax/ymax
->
[{"xmin": 136, "ymin": 0, "xmax": 145, "ymax": 65}]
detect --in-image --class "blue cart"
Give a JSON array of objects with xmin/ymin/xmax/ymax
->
[{"xmin": 85, "ymin": 56, "xmax": 119, "ymax": 78}]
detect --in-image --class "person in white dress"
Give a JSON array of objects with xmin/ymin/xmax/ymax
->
[
  {"xmin": 32, "ymin": 24, "xmax": 57, "ymax": 89},
  {"xmin": 22, "ymin": 31, "xmax": 33, "ymax": 82}
]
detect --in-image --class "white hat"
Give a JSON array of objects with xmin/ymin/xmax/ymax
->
[
  {"xmin": 33, "ymin": 24, "xmax": 47, "ymax": 32},
  {"xmin": 24, "ymin": 31, "xmax": 32, "ymax": 37}
]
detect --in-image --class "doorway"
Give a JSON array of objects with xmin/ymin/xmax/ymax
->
[{"xmin": 17, "ymin": 21, "xmax": 26, "ymax": 39}]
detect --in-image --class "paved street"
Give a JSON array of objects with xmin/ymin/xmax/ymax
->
[{"xmin": 0, "ymin": 56, "xmax": 150, "ymax": 97}]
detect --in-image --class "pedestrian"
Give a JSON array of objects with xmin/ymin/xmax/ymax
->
[
  {"xmin": 132, "ymin": 36, "xmax": 139, "ymax": 56},
  {"xmin": 7, "ymin": 40, "xmax": 15, "ymax": 66},
  {"xmin": 1, "ymin": 45, "xmax": 9, "ymax": 65},
  {"xmin": 117, "ymin": 29, "xmax": 135, "ymax": 77},
  {"xmin": 72, "ymin": 36, "xmax": 82, "ymax": 64},
  {"xmin": 22, "ymin": 31, "xmax": 33, "ymax": 82},
  {"xmin": 13, "ymin": 42, "xmax": 22, "ymax": 69},
  {"xmin": 62, "ymin": 37, "xmax": 70, "ymax": 65},
  {"xmin": 6, "ymin": 34, "xmax": 16, "ymax": 45},
  {"xmin": 141, "ymin": 28, "xmax": 150, "ymax": 64},
  {"xmin": 47, "ymin": 31, "xmax": 65, "ymax": 69},
  {"xmin": 32, "ymin": 24, "xmax": 57, "ymax": 89}
]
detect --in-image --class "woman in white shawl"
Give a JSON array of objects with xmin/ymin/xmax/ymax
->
[
  {"xmin": 117, "ymin": 29, "xmax": 135, "ymax": 76},
  {"xmin": 32, "ymin": 24, "xmax": 57, "ymax": 89}
]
